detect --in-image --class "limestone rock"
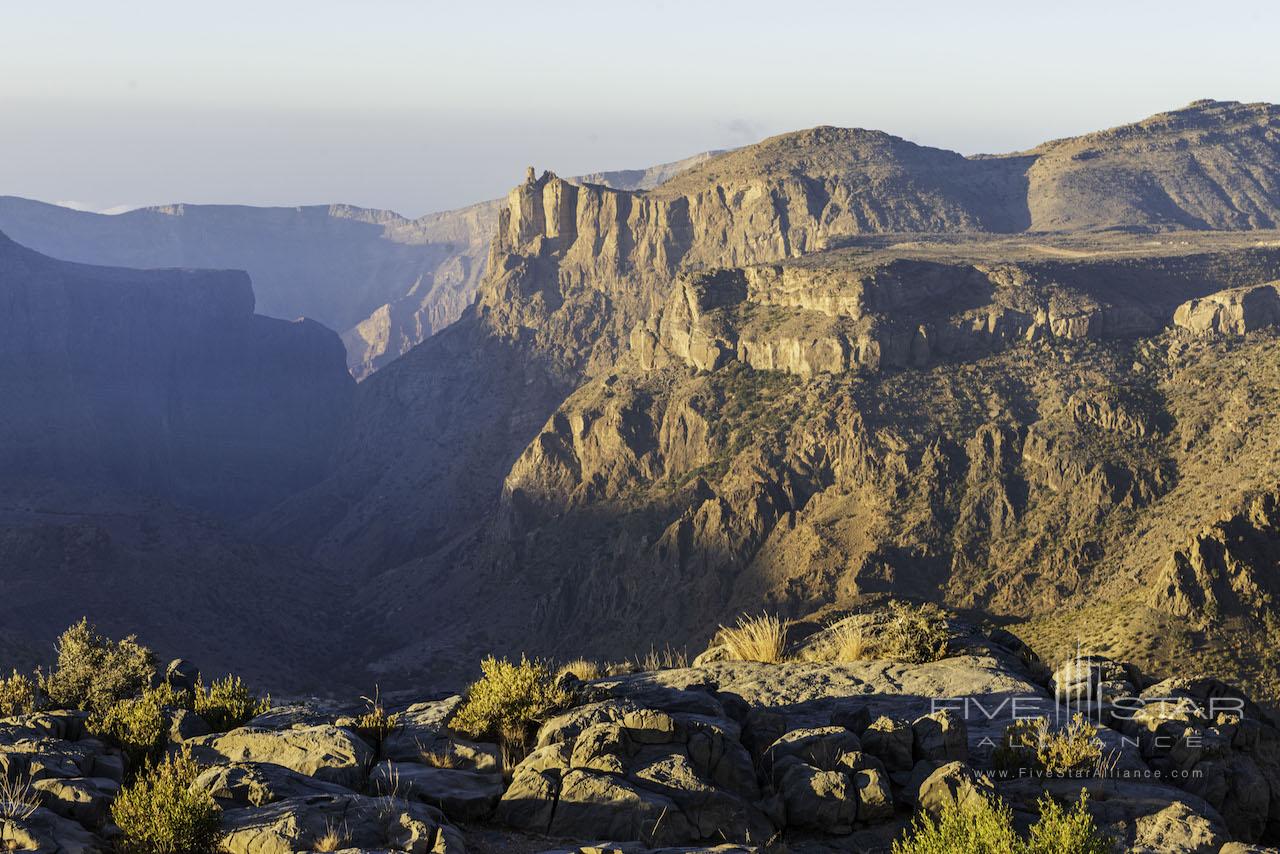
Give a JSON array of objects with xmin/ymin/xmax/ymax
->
[
  {"xmin": 0, "ymin": 807, "xmax": 106, "ymax": 854},
  {"xmin": 193, "ymin": 761, "xmax": 355, "ymax": 807},
  {"xmin": 1173, "ymin": 282, "xmax": 1280, "ymax": 336},
  {"xmin": 914, "ymin": 761, "xmax": 998, "ymax": 817},
  {"xmin": 219, "ymin": 793, "xmax": 462, "ymax": 854},
  {"xmin": 370, "ymin": 760, "xmax": 504, "ymax": 821},
  {"xmin": 187, "ymin": 725, "xmax": 373, "ymax": 789},
  {"xmin": 31, "ymin": 776, "xmax": 118, "ymax": 829},
  {"xmin": 911, "ymin": 710, "xmax": 969, "ymax": 763}
]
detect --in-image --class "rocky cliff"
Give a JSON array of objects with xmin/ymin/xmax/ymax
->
[
  {"xmin": 0, "ymin": 154, "xmax": 723, "ymax": 379},
  {"xmin": 248, "ymin": 103, "xmax": 1280, "ymax": 697},
  {"xmin": 0, "ymin": 230, "xmax": 354, "ymax": 518}
]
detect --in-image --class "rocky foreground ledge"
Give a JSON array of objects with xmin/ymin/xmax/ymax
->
[{"xmin": 2, "ymin": 613, "xmax": 1279, "ymax": 853}]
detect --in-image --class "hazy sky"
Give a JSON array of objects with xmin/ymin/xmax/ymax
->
[{"xmin": 3, "ymin": 0, "xmax": 1277, "ymax": 217}]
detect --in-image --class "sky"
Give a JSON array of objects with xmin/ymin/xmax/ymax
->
[{"xmin": 2, "ymin": 0, "xmax": 1278, "ymax": 218}]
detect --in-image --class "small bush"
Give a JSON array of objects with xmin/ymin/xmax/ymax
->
[
  {"xmin": 994, "ymin": 714, "xmax": 1103, "ymax": 777},
  {"xmin": 112, "ymin": 748, "xmax": 221, "ymax": 854},
  {"xmin": 556, "ymin": 659, "xmax": 604, "ymax": 682},
  {"xmin": 883, "ymin": 602, "xmax": 951, "ymax": 664},
  {"xmin": 451, "ymin": 656, "xmax": 574, "ymax": 752},
  {"xmin": 893, "ymin": 792, "xmax": 1020, "ymax": 854},
  {"xmin": 894, "ymin": 791, "xmax": 1113, "ymax": 854},
  {"xmin": 719, "ymin": 614, "xmax": 788, "ymax": 663},
  {"xmin": 89, "ymin": 682, "xmax": 189, "ymax": 771},
  {"xmin": 0, "ymin": 670, "xmax": 39, "ymax": 717},
  {"xmin": 43, "ymin": 619, "xmax": 155, "ymax": 714},
  {"xmin": 192, "ymin": 675, "xmax": 268, "ymax": 733},
  {"xmin": 1025, "ymin": 793, "xmax": 1114, "ymax": 854}
]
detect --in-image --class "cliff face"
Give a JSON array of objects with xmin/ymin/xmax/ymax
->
[
  {"xmin": 252, "ymin": 103, "xmax": 1280, "ymax": 690},
  {"xmin": 0, "ymin": 231, "xmax": 354, "ymax": 518},
  {"xmin": 640, "ymin": 249, "xmax": 1280, "ymax": 377}
]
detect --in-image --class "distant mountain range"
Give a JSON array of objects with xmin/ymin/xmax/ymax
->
[{"xmin": 0, "ymin": 151, "xmax": 722, "ymax": 379}]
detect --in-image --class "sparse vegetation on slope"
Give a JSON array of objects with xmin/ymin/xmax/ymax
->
[
  {"xmin": 450, "ymin": 655, "xmax": 574, "ymax": 753},
  {"xmin": 894, "ymin": 792, "xmax": 1112, "ymax": 854},
  {"xmin": 883, "ymin": 602, "xmax": 952, "ymax": 664},
  {"xmin": 0, "ymin": 669, "xmax": 38, "ymax": 717},
  {"xmin": 42, "ymin": 618, "xmax": 155, "ymax": 714},
  {"xmin": 111, "ymin": 749, "xmax": 221, "ymax": 854}
]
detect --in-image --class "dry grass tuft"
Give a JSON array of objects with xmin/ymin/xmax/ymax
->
[
  {"xmin": 312, "ymin": 822, "xmax": 346, "ymax": 852},
  {"xmin": 883, "ymin": 601, "xmax": 951, "ymax": 664},
  {"xmin": 828, "ymin": 620, "xmax": 870, "ymax": 662},
  {"xmin": 636, "ymin": 644, "xmax": 689, "ymax": 672},
  {"xmin": 719, "ymin": 614, "xmax": 789, "ymax": 664},
  {"xmin": 0, "ymin": 772, "xmax": 39, "ymax": 820},
  {"xmin": 555, "ymin": 659, "xmax": 604, "ymax": 682},
  {"xmin": 419, "ymin": 744, "xmax": 461, "ymax": 769}
]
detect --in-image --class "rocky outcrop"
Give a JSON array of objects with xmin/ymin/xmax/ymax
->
[
  {"xmin": 1149, "ymin": 491, "xmax": 1280, "ymax": 623},
  {"xmin": 1174, "ymin": 281, "xmax": 1280, "ymax": 335},
  {"xmin": 10, "ymin": 621, "xmax": 1280, "ymax": 849}
]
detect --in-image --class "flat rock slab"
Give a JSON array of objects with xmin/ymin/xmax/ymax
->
[
  {"xmin": 370, "ymin": 760, "xmax": 503, "ymax": 820},
  {"xmin": 187, "ymin": 724, "xmax": 374, "ymax": 789}
]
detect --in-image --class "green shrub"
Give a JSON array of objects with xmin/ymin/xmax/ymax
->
[
  {"xmin": 451, "ymin": 656, "xmax": 574, "ymax": 751},
  {"xmin": 893, "ymin": 793, "xmax": 1021, "ymax": 854},
  {"xmin": 994, "ymin": 714, "xmax": 1104, "ymax": 777},
  {"xmin": 112, "ymin": 748, "xmax": 221, "ymax": 854},
  {"xmin": 883, "ymin": 601, "xmax": 951, "ymax": 664},
  {"xmin": 42, "ymin": 619, "xmax": 155, "ymax": 714},
  {"xmin": 192, "ymin": 675, "xmax": 268, "ymax": 732},
  {"xmin": 89, "ymin": 682, "xmax": 189, "ymax": 770},
  {"xmin": 1025, "ymin": 793, "xmax": 1114, "ymax": 854},
  {"xmin": 894, "ymin": 792, "xmax": 1113, "ymax": 854},
  {"xmin": 0, "ymin": 669, "xmax": 39, "ymax": 717}
]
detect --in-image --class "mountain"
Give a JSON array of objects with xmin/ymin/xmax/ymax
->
[
  {"xmin": 0, "ymin": 230, "xmax": 361, "ymax": 687},
  {"xmin": 0, "ymin": 230, "xmax": 354, "ymax": 518},
  {"xmin": 0, "ymin": 152, "xmax": 723, "ymax": 380},
  {"xmin": 243, "ymin": 102, "xmax": 1280, "ymax": 700},
  {"xmin": 7, "ymin": 100, "xmax": 1280, "ymax": 700}
]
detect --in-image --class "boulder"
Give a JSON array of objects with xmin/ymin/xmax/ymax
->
[
  {"xmin": 163, "ymin": 658, "xmax": 201, "ymax": 693},
  {"xmin": 193, "ymin": 761, "xmax": 355, "ymax": 807},
  {"xmin": 1052, "ymin": 656, "xmax": 1139, "ymax": 715},
  {"xmin": 765, "ymin": 727, "xmax": 861, "ymax": 773},
  {"xmin": 855, "ymin": 765, "xmax": 895, "ymax": 823},
  {"xmin": 31, "ymin": 776, "xmax": 119, "ymax": 829},
  {"xmin": 1173, "ymin": 282, "xmax": 1280, "ymax": 336},
  {"xmin": 219, "ymin": 793, "xmax": 463, "ymax": 854},
  {"xmin": 550, "ymin": 768, "xmax": 693, "ymax": 844},
  {"xmin": 860, "ymin": 716, "xmax": 914, "ymax": 773},
  {"xmin": 912, "ymin": 710, "xmax": 968, "ymax": 762},
  {"xmin": 169, "ymin": 708, "xmax": 212, "ymax": 743},
  {"xmin": 187, "ymin": 725, "xmax": 373, "ymax": 789},
  {"xmin": 778, "ymin": 762, "xmax": 857, "ymax": 833},
  {"xmin": 370, "ymin": 760, "xmax": 504, "ymax": 821},
  {"xmin": 498, "ymin": 698, "xmax": 772, "ymax": 845},
  {"xmin": 0, "ymin": 806, "xmax": 106, "ymax": 854},
  {"xmin": 914, "ymin": 761, "xmax": 998, "ymax": 817}
]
